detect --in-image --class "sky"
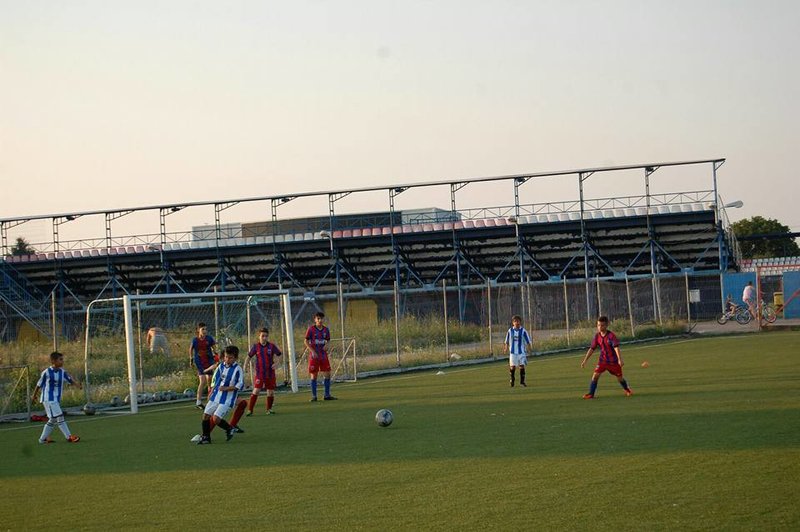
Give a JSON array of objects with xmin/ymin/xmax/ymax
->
[{"xmin": 1, "ymin": 0, "xmax": 798, "ymax": 247}]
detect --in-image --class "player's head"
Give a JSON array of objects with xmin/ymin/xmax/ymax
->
[
  {"xmin": 197, "ymin": 322, "xmax": 207, "ymax": 337},
  {"xmin": 511, "ymin": 315, "xmax": 522, "ymax": 327},
  {"xmin": 223, "ymin": 345, "xmax": 239, "ymax": 365},
  {"xmin": 258, "ymin": 327, "xmax": 269, "ymax": 343},
  {"xmin": 50, "ymin": 351, "xmax": 64, "ymax": 367},
  {"xmin": 313, "ymin": 312, "xmax": 325, "ymax": 325},
  {"xmin": 596, "ymin": 316, "xmax": 609, "ymax": 332}
]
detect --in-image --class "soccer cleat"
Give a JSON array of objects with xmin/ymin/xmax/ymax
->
[
  {"xmin": 323, "ymin": 396, "xmax": 337, "ymax": 401},
  {"xmin": 67, "ymin": 435, "xmax": 80, "ymax": 443},
  {"xmin": 245, "ymin": 411, "xmax": 253, "ymax": 417},
  {"xmin": 510, "ymin": 380, "xmax": 515, "ymax": 387},
  {"xmin": 39, "ymin": 437, "xmax": 54, "ymax": 444},
  {"xmin": 624, "ymin": 389, "xmax": 633, "ymax": 397},
  {"xmin": 266, "ymin": 409, "xmax": 275, "ymax": 415},
  {"xmin": 520, "ymin": 382, "xmax": 527, "ymax": 387},
  {"xmin": 195, "ymin": 403, "xmax": 204, "ymax": 410},
  {"xmin": 231, "ymin": 425, "xmax": 244, "ymax": 434},
  {"xmin": 582, "ymin": 394, "xmax": 594, "ymax": 400},
  {"xmin": 225, "ymin": 429, "xmax": 234, "ymax": 442},
  {"xmin": 196, "ymin": 436, "xmax": 211, "ymax": 445},
  {"xmin": 309, "ymin": 397, "xmax": 318, "ymax": 402}
]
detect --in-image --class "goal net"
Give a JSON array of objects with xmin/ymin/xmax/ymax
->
[
  {"xmin": 84, "ymin": 290, "xmax": 297, "ymax": 413},
  {"xmin": 0, "ymin": 365, "xmax": 32, "ymax": 421}
]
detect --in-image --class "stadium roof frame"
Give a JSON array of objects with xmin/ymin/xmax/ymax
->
[{"xmin": 0, "ymin": 158, "xmax": 725, "ymax": 224}]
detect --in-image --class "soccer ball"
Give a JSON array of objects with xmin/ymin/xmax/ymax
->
[
  {"xmin": 82, "ymin": 403, "xmax": 96, "ymax": 416},
  {"xmin": 183, "ymin": 388, "xmax": 194, "ymax": 399},
  {"xmin": 111, "ymin": 395, "xmax": 121, "ymax": 407},
  {"xmin": 641, "ymin": 361, "xmax": 650, "ymax": 368},
  {"xmin": 375, "ymin": 409, "xmax": 393, "ymax": 427}
]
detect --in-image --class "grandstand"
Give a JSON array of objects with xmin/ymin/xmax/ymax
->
[{"xmin": 0, "ymin": 158, "xmax": 738, "ymax": 340}]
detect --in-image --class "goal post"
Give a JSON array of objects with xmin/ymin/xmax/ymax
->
[{"xmin": 84, "ymin": 289, "xmax": 297, "ymax": 414}]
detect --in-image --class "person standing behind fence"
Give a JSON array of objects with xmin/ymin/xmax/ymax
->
[
  {"xmin": 190, "ymin": 322, "xmax": 218, "ymax": 409},
  {"xmin": 304, "ymin": 312, "xmax": 336, "ymax": 402},
  {"xmin": 742, "ymin": 281, "xmax": 756, "ymax": 319},
  {"xmin": 31, "ymin": 351, "xmax": 81, "ymax": 444},
  {"xmin": 147, "ymin": 326, "xmax": 170, "ymax": 355},
  {"xmin": 504, "ymin": 315, "xmax": 532, "ymax": 387},
  {"xmin": 580, "ymin": 316, "xmax": 633, "ymax": 399}
]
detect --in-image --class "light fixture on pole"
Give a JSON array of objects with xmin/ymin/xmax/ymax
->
[{"xmin": 319, "ymin": 230, "xmax": 334, "ymax": 254}]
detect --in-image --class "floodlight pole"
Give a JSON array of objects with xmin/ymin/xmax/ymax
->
[{"xmin": 122, "ymin": 295, "xmax": 139, "ymax": 414}]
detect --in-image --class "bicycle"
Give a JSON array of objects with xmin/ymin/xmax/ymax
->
[
  {"xmin": 717, "ymin": 304, "xmax": 752, "ymax": 325},
  {"xmin": 758, "ymin": 299, "xmax": 778, "ymax": 324}
]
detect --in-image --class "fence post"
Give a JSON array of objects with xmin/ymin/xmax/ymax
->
[
  {"xmin": 443, "ymin": 279, "xmax": 450, "ymax": 361},
  {"xmin": 51, "ymin": 291, "xmax": 58, "ymax": 351},
  {"xmin": 393, "ymin": 280, "xmax": 401, "ymax": 367},
  {"xmin": 213, "ymin": 286, "xmax": 219, "ymax": 338},
  {"xmin": 136, "ymin": 289, "xmax": 144, "ymax": 393},
  {"xmin": 596, "ymin": 276, "xmax": 602, "ymax": 318},
  {"xmin": 563, "ymin": 278, "xmax": 571, "ymax": 346},
  {"xmin": 685, "ymin": 271, "xmax": 692, "ymax": 327},
  {"xmin": 487, "ymin": 278, "xmax": 493, "ymax": 359},
  {"xmin": 625, "ymin": 274, "xmax": 636, "ymax": 338}
]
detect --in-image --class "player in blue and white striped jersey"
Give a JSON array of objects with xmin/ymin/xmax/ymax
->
[
  {"xmin": 504, "ymin": 315, "xmax": 533, "ymax": 388},
  {"xmin": 197, "ymin": 345, "xmax": 244, "ymax": 444},
  {"xmin": 31, "ymin": 351, "xmax": 82, "ymax": 443}
]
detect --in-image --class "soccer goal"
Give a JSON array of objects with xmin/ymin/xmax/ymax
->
[{"xmin": 84, "ymin": 290, "xmax": 298, "ymax": 414}]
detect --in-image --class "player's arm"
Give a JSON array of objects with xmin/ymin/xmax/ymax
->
[
  {"xmin": 202, "ymin": 362, "xmax": 220, "ymax": 375},
  {"xmin": 580, "ymin": 347, "xmax": 595, "ymax": 368},
  {"xmin": 31, "ymin": 385, "xmax": 41, "ymax": 404},
  {"xmin": 615, "ymin": 346, "xmax": 623, "ymax": 367},
  {"xmin": 65, "ymin": 372, "xmax": 83, "ymax": 390},
  {"xmin": 304, "ymin": 330, "xmax": 317, "ymax": 359}
]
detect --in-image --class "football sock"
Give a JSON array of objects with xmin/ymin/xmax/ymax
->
[
  {"xmin": 202, "ymin": 418, "xmax": 211, "ymax": 437},
  {"xmin": 247, "ymin": 393, "xmax": 258, "ymax": 413},
  {"xmin": 56, "ymin": 416, "xmax": 71, "ymax": 438},
  {"xmin": 230, "ymin": 400, "xmax": 247, "ymax": 426},
  {"xmin": 267, "ymin": 395, "xmax": 274, "ymax": 410},
  {"xmin": 216, "ymin": 418, "xmax": 231, "ymax": 432},
  {"xmin": 324, "ymin": 378, "xmax": 331, "ymax": 397},
  {"xmin": 509, "ymin": 367, "xmax": 515, "ymax": 383},
  {"xmin": 520, "ymin": 367, "xmax": 526, "ymax": 384},
  {"xmin": 209, "ymin": 418, "xmax": 217, "ymax": 432},
  {"xmin": 619, "ymin": 379, "xmax": 629, "ymax": 391},
  {"xmin": 311, "ymin": 379, "xmax": 318, "ymax": 399},
  {"xmin": 589, "ymin": 380, "xmax": 598, "ymax": 396},
  {"xmin": 40, "ymin": 421, "xmax": 55, "ymax": 441}
]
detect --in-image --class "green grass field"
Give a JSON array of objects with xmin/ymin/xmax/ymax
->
[{"xmin": 2, "ymin": 332, "xmax": 799, "ymax": 530}]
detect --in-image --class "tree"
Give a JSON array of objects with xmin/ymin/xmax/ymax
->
[
  {"xmin": 731, "ymin": 216, "xmax": 799, "ymax": 259},
  {"xmin": 10, "ymin": 237, "xmax": 36, "ymax": 256}
]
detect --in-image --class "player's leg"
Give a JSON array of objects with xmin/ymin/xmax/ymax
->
[
  {"xmin": 509, "ymin": 364, "xmax": 516, "ymax": 387},
  {"xmin": 584, "ymin": 369, "xmax": 602, "ymax": 399},
  {"xmin": 519, "ymin": 363, "xmax": 527, "ymax": 387},
  {"xmin": 266, "ymin": 389, "xmax": 275, "ymax": 413},
  {"xmin": 39, "ymin": 402, "xmax": 57, "ymax": 443},
  {"xmin": 309, "ymin": 367, "xmax": 319, "ymax": 401},
  {"xmin": 211, "ymin": 404, "xmax": 234, "ymax": 441},
  {"xmin": 322, "ymin": 366, "xmax": 336, "ymax": 400},
  {"xmin": 229, "ymin": 399, "xmax": 247, "ymax": 432},
  {"xmin": 615, "ymin": 371, "xmax": 632, "ymax": 395},
  {"xmin": 196, "ymin": 372, "xmax": 207, "ymax": 408},
  {"xmin": 200, "ymin": 412, "xmax": 213, "ymax": 443}
]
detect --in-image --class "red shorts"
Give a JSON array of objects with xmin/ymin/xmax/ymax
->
[
  {"xmin": 594, "ymin": 362, "xmax": 623, "ymax": 377},
  {"xmin": 308, "ymin": 355, "xmax": 331, "ymax": 374},
  {"xmin": 254, "ymin": 375, "xmax": 277, "ymax": 391}
]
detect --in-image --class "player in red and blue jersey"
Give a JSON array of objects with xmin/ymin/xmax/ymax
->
[
  {"xmin": 246, "ymin": 327, "xmax": 283, "ymax": 415},
  {"xmin": 190, "ymin": 322, "xmax": 218, "ymax": 409},
  {"xmin": 304, "ymin": 312, "xmax": 336, "ymax": 402},
  {"xmin": 31, "ymin": 351, "xmax": 81, "ymax": 443},
  {"xmin": 579, "ymin": 316, "xmax": 632, "ymax": 399}
]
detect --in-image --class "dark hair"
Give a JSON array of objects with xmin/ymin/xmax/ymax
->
[
  {"xmin": 511, "ymin": 315, "xmax": 522, "ymax": 323},
  {"xmin": 597, "ymin": 316, "xmax": 609, "ymax": 324},
  {"xmin": 197, "ymin": 322, "xmax": 207, "ymax": 329},
  {"xmin": 258, "ymin": 327, "xmax": 269, "ymax": 335},
  {"xmin": 224, "ymin": 345, "xmax": 239, "ymax": 358},
  {"xmin": 314, "ymin": 312, "xmax": 325, "ymax": 319},
  {"xmin": 50, "ymin": 351, "xmax": 64, "ymax": 362}
]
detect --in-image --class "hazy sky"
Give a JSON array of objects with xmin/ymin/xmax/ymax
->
[{"xmin": 2, "ymin": 1, "xmax": 798, "ymax": 246}]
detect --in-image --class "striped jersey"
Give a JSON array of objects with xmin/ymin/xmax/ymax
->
[
  {"xmin": 504, "ymin": 327, "xmax": 532, "ymax": 355},
  {"xmin": 36, "ymin": 366, "xmax": 75, "ymax": 403},
  {"xmin": 191, "ymin": 335, "xmax": 216, "ymax": 368},
  {"xmin": 248, "ymin": 342, "xmax": 282, "ymax": 379},
  {"xmin": 209, "ymin": 362, "xmax": 244, "ymax": 407},
  {"xmin": 591, "ymin": 331, "xmax": 620, "ymax": 364},
  {"xmin": 305, "ymin": 325, "xmax": 330, "ymax": 359}
]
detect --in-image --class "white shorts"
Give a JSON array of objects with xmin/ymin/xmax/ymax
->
[
  {"xmin": 203, "ymin": 400, "xmax": 231, "ymax": 419},
  {"xmin": 42, "ymin": 400, "xmax": 64, "ymax": 419},
  {"xmin": 509, "ymin": 353, "xmax": 527, "ymax": 367}
]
